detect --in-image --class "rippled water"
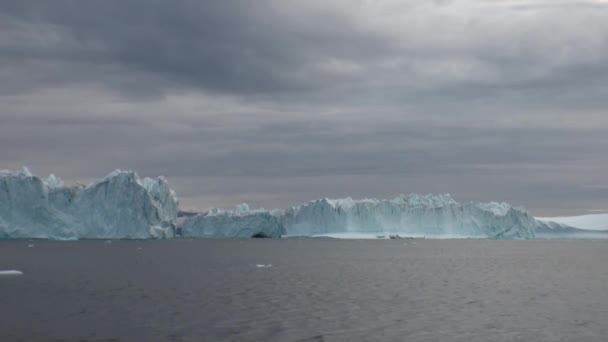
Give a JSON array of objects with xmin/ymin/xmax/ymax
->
[{"xmin": 2, "ymin": 239, "xmax": 608, "ymax": 341}]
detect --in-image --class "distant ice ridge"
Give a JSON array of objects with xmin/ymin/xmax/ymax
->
[
  {"xmin": 536, "ymin": 214, "xmax": 608, "ymax": 231},
  {"xmin": 182, "ymin": 194, "xmax": 536, "ymax": 239},
  {"xmin": 534, "ymin": 214, "xmax": 608, "ymax": 239},
  {"xmin": 0, "ymin": 167, "xmax": 178, "ymax": 240}
]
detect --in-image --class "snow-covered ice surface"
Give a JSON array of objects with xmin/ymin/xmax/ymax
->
[
  {"xmin": 183, "ymin": 194, "xmax": 536, "ymax": 239},
  {"xmin": 537, "ymin": 213, "xmax": 608, "ymax": 231},
  {"xmin": 0, "ymin": 168, "xmax": 178, "ymax": 240},
  {"xmin": 535, "ymin": 214, "xmax": 608, "ymax": 239},
  {"xmin": 0, "ymin": 270, "xmax": 23, "ymax": 276}
]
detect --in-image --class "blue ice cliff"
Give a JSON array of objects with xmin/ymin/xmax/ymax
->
[
  {"xmin": 0, "ymin": 168, "xmax": 539, "ymax": 239},
  {"xmin": 0, "ymin": 168, "xmax": 178, "ymax": 239},
  {"xmin": 181, "ymin": 204, "xmax": 285, "ymax": 238},
  {"xmin": 182, "ymin": 194, "xmax": 537, "ymax": 239}
]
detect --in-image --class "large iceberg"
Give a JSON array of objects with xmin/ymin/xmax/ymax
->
[
  {"xmin": 182, "ymin": 194, "xmax": 536, "ymax": 239},
  {"xmin": 0, "ymin": 168, "xmax": 178, "ymax": 239},
  {"xmin": 0, "ymin": 167, "xmax": 538, "ymax": 239},
  {"xmin": 181, "ymin": 204, "xmax": 285, "ymax": 238}
]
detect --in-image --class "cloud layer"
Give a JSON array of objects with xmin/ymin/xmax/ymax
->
[{"xmin": 1, "ymin": 0, "xmax": 608, "ymax": 215}]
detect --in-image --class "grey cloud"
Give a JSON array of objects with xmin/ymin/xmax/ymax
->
[
  {"xmin": 2, "ymin": 0, "xmax": 605, "ymax": 101},
  {"xmin": 1, "ymin": 0, "xmax": 608, "ymax": 216},
  {"xmin": 0, "ymin": 1, "xmax": 386, "ymax": 97}
]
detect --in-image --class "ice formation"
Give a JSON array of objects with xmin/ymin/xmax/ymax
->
[
  {"xmin": 0, "ymin": 167, "xmax": 539, "ymax": 239},
  {"xmin": 534, "ymin": 214, "xmax": 608, "ymax": 239},
  {"xmin": 181, "ymin": 205, "xmax": 284, "ymax": 238},
  {"xmin": 534, "ymin": 220, "xmax": 576, "ymax": 233},
  {"xmin": 0, "ymin": 168, "xmax": 178, "ymax": 240},
  {"xmin": 282, "ymin": 194, "xmax": 536, "ymax": 239},
  {"xmin": 182, "ymin": 194, "xmax": 537, "ymax": 239},
  {"xmin": 536, "ymin": 214, "xmax": 608, "ymax": 231}
]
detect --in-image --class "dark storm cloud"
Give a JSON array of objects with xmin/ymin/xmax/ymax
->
[
  {"xmin": 1, "ymin": 0, "xmax": 608, "ymax": 215},
  {"xmin": 0, "ymin": 0, "xmax": 391, "ymax": 97}
]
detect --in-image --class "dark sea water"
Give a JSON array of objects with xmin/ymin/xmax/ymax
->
[{"xmin": 2, "ymin": 239, "xmax": 608, "ymax": 342}]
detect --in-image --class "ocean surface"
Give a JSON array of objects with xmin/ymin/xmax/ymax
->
[{"xmin": 2, "ymin": 239, "xmax": 608, "ymax": 341}]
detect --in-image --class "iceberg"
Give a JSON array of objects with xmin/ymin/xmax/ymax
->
[
  {"xmin": 0, "ymin": 167, "xmax": 539, "ymax": 240},
  {"xmin": 282, "ymin": 194, "xmax": 536, "ymax": 239},
  {"xmin": 536, "ymin": 214, "xmax": 608, "ymax": 231},
  {"xmin": 0, "ymin": 168, "xmax": 178, "ymax": 240},
  {"xmin": 534, "ymin": 214, "xmax": 608, "ymax": 239},
  {"xmin": 181, "ymin": 204, "xmax": 285, "ymax": 238},
  {"xmin": 182, "ymin": 194, "xmax": 536, "ymax": 239}
]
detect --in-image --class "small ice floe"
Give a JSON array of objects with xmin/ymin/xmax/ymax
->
[
  {"xmin": 27, "ymin": 244, "xmax": 34, "ymax": 248},
  {"xmin": 105, "ymin": 240, "xmax": 112, "ymax": 244},
  {"xmin": 137, "ymin": 247, "xmax": 143, "ymax": 250},
  {"xmin": 0, "ymin": 270, "xmax": 23, "ymax": 276},
  {"xmin": 255, "ymin": 264, "xmax": 272, "ymax": 268}
]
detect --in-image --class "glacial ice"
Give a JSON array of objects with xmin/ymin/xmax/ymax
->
[
  {"xmin": 181, "ymin": 205, "xmax": 285, "ymax": 238},
  {"xmin": 182, "ymin": 194, "xmax": 537, "ymax": 239},
  {"xmin": 0, "ymin": 167, "xmax": 539, "ymax": 239},
  {"xmin": 536, "ymin": 214, "xmax": 608, "ymax": 231},
  {"xmin": 534, "ymin": 214, "xmax": 608, "ymax": 239},
  {"xmin": 0, "ymin": 168, "xmax": 178, "ymax": 240}
]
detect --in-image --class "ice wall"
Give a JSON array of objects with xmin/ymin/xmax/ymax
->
[
  {"xmin": 536, "ymin": 214, "xmax": 608, "ymax": 231},
  {"xmin": 0, "ymin": 168, "xmax": 537, "ymax": 240},
  {"xmin": 0, "ymin": 168, "xmax": 178, "ymax": 239},
  {"xmin": 182, "ymin": 194, "xmax": 536, "ymax": 239},
  {"xmin": 181, "ymin": 205, "xmax": 284, "ymax": 238},
  {"xmin": 281, "ymin": 194, "xmax": 535, "ymax": 239},
  {"xmin": 534, "ymin": 216, "xmax": 608, "ymax": 239}
]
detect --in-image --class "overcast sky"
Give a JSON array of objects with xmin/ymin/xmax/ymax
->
[{"xmin": 1, "ymin": 0, "xmax": 608, "ymax": 215}]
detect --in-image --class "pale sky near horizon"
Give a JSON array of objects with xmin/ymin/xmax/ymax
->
[{"xmin": 1, "ymin": 0, "xmax": 608, "ymax": 216}]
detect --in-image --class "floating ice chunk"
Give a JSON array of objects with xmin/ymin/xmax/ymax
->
[
  {"xmin": 255, "ymin": 264, "xmax": 272, "ymax": 268},
  {"xmin": 0, "ymin": 270, "xmax": 23, "ymax": 276}
]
